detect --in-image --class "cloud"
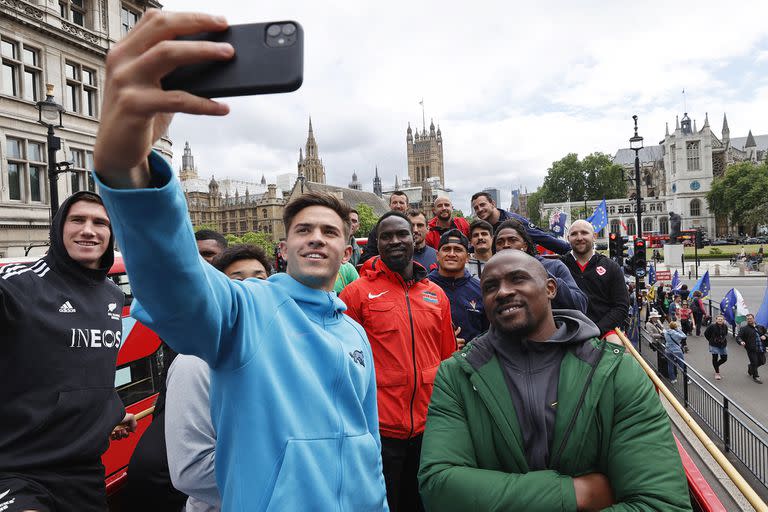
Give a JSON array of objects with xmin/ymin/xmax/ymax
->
[{"xmin": 158, "ymin": 0, "xmax": 768, "ymax": 214}]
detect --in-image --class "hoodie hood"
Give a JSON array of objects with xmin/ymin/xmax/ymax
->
[
  {"xmin": 45, "ymin": 191, "xmax": 115, "ymax": 283},
  {"xmin": 269, "ymin": 272, "xmax": 347, "ymax": 322},
  {"xmin": 548, "ymin": 309, "xmax": 601, "ymax": 345}
]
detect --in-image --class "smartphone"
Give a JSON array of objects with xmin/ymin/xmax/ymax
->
[{"xmin": 161, "ymin": 21, "xmax": 303, "ymax": 98}]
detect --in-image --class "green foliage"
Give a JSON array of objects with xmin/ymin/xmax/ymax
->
[
  {"xmin": 452, "ymin": 209, "xmax": 465, "ymax": 218},
  {"xmin": 707, "ymin": 161, "xmax": 768, "ymax": 232},
  {"xmin": 224, "ymin": 231, "xmax": 276, "ymax": 255},
  {"xmin": 355, "ymin": 203, "xmax": 378, "ymax": 237},
  {"xmin": 539, "ymin": 152, "xmax": 627, "ymax": 204},
  {"xmin": 708, "ymin": 247, "xmax": 722, "ymax": 256},
  {"xmin": 526, "ymin": 190, "xmax": 544, "ymax": 226},
  {"xmin": 194, "ymin": 224, "xmax": 219, "ymax": 232}
]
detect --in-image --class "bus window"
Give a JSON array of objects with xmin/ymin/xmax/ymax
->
[
  {"xmin": 115, "ymin": 345, "xmax": 163, "ymax": 406},
  {"xmin": 111, "ymin": 272, "xmax": 133, "ymax": 306}
]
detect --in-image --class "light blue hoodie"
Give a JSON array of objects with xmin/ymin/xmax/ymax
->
[{"xmin": 95, "ymin": 153, "xmax": 388, "ymax": 511}]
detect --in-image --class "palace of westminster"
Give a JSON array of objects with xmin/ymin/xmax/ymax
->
[{"xmin": 0, "ymin": 0, "xmax": 766, "ymax": 255}]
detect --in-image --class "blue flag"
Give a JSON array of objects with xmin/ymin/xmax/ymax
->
[
  {"xmin": 671, "ymin": 270, "xmax": 681, "ymax": 291},
  {"xmin": 648, "ymin": 264, "xmax": 657, "ymax": 286},
  {"xmin": 756, "ymin": 282, "xmax": 768, "ymax": 327},
  {"xmin": 587, "ymin": 199, "xmax": 608, "ymax": 233},
  {"xmin": 720, "ymin": 288, "xmax": 737, "ymax": 326},
  {"xmin": 549, "ymin": 211, "xmax": 567, "ymax": 237},
  {"xmin": 690, "ymin": 271, "xmax": 711, "ymax": 298}
]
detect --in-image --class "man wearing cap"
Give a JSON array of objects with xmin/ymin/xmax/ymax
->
[
  {"xmin": 466, "ymin": 219, "xmax": 493, "ymax": 279},
  {"xmin": 429, "ymin": 230, "xmax": 489, "ymax": 347},
  {"xmin": 340, "ymin": 211, "xmax": 457, "ymax": 512}
]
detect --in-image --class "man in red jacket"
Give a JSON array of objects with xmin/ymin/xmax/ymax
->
[
  {"xmin": 425, "ymin": 196, "xmax": 469, "ymax": 249},
  {"xmin": 341, "ymin": 211, "xmax": 456, "ymax": 512}
]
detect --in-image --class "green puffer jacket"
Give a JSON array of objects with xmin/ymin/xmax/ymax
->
[{"xmin": 418, "ymin": 332, "xmax": 692, "ymax": 511}]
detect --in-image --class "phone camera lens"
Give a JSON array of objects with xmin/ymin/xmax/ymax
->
[
  {"xmin": 277, "ymin": 37, "xmax": 286, "ymax": 45},
  {"xmin": 267, "ymin": 25, "xmax": 281, "ymax": 37},
  {"xmin": 281, "ymin": 24, "xmax": 296, "ymax": 36}
]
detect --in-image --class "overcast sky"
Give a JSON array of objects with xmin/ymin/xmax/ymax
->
[{"xmin": 160, "ymin": 0, "xmax": 768, "ymax": 214}]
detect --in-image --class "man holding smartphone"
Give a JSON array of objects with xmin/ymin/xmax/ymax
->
[{"xmin": 92, "ymin": 11, "xmax": 387, "ymax": 511}]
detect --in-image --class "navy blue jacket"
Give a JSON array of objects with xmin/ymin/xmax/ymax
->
[
  {"xmin": 428, "ymin": 270, "xmax": 489, "ymax": 342},
  {"xmin": 493, "ymin": 209, "xmax": 571, "ymax": 255}
]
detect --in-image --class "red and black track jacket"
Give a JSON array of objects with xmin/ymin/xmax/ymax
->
[{"xmin": 340, "ymin": 258, "xmax": 456, "ymax": 439}]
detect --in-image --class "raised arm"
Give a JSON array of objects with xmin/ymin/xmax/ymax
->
[{"xmin": 92, "ymin": 11, "xmax": 268, "ymax": 367}]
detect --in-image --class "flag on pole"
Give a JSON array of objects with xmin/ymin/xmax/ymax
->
[
  {"xmin": 549, "ymin": 210, "xmax": 568, "ymax": 237},
  {"xmin": 619, "ymin": 219, "xmax": 628, "ymax": 234},
  {"xmin": 690, "ymin": 271, "xmax": 711, "ymax": 298},
  {"xmin": 671, "ymin": 270, "xmax": 681, "ymax": 291},
  {"xmin": 586, "ymin": 199, "xmax": 608, "ymax": 233},
  {"xmin": 648, "ymin": 265, "xmax": 657, "ymax": 286},
  {"xmin": 721, "ymin": 288, "xmax": 749, "ymax": 326},
  {"xmin": 756, "ymin": 281, "xmax": 768, "ymax": 327}
]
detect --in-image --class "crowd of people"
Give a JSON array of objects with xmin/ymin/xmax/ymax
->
[{"xmin": 0, "ymin": 11, "xmax": 697, "ymax": 512}]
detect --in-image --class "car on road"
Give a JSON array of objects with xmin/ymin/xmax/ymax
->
[{"xmin": 711, "ymin": 239, "xmax": 737, "ymax": 246}]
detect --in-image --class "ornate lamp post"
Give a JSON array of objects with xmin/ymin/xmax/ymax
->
[
  {"xmin": 35, "ymin": 84, "xmax": 66, "ymax": 217},
  {"xmin": 629, "ymin": 115, "xmax": 644, "ymax": 294}
]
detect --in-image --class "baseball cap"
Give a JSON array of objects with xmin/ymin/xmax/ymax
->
[{"xmin": 439, "ymin": 229, "xmax": 469, "ymax": 251}]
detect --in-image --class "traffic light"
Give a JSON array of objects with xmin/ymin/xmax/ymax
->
[
  {"xmin": 609, "ymin": 233, "xmax": 621, "ymax": 259},
  {"xmin": 633, "ymin": 237, "xmax": 647, "ymax": 277},
  {"xmin": 695, "ymin": 229, "xmax": 705, "ymax": 249}
]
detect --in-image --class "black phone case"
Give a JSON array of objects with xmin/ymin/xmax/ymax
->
[{"xmin": 161, "ymin": 22, "xmax": 303, "ymax": 98}]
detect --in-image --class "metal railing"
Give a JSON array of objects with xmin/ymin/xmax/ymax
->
[{"xmin": 637, "ymin": 326, "xmax": 768, "ymax": 493}]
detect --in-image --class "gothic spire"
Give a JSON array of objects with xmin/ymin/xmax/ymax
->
[
  {"xmin": 261, "ymin": 174, "xmax": 266, "ymax": 185},
  {"xmin": 665, "ymin": 122, "xmax": 669, "ymax": 136},
  {"xmin": 746, "ymin": 130, "xmax": 757, "ymax": 148},
  {"xmin": 703, "ymin": 112, "xmax": 709, "ymax": 128}
]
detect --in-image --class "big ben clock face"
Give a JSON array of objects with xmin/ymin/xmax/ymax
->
[{"xmin": 690, "ymin": 181, "xmax": 701, "ymax": 191}]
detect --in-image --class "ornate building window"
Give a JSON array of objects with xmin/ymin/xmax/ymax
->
[
  {"xmin": 5, "ymin": 137, "xmax": 46, "ymax": 202},
  {"xmin": 262, "ymin": 208, "xmax": 268, "ymax": 219},
  {"xmin": 610, "ymin": 219, "xmax": 621, "ymax": 234},
  {"xmin": 1, "ymin": 40, "xmax": 41, "ymax": 101},
  {"xmin": 659, "ymin": 217, "xmax": 668, "ymax": 235},
  {"xmin": 65, "ymin": 61, "xmax": 98, "ymax": 117},
  {"xmin": 69, "ymin": 149, "xmax": 95, "ymax": 193},
  {"xmin": 690, "ymin": 198, "xmax": 701, "ymax": 217},
  {"xmin": 643, "ymin": 218, "xmax": 653, "ymax": 233},
  {"xmin": 627, "ymin": 218, "xmax": 636, "ymax": 236},
  {"xmin": 60, "ymin": 0, "xmax": 87, "ymax": 26},
  {"xmin": 686, "ymin": 141, "xmax": 700, "ymax": 171},
  {"xmin": 121, "ymin": 5, "xmax": 141, "ymax": 36}
]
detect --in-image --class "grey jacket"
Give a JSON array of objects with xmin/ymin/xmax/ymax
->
[{"xmin": 165, "ymin": 354, "xmax": 220, "ymax": 512}]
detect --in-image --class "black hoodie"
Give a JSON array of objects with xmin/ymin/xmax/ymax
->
[{"xmin": 0, "ymin": 191, "xmax": 125, "ymax": 472}]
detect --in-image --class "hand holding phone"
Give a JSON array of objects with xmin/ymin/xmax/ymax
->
[{"xmin": 161, "ymin": 21, "xmax": 304, "ymax": 98}]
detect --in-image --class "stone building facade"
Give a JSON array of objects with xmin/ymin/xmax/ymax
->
[
  {"xmin": 543, "ymin": 112, "xmax": 767, "ymax": 240},
  {"xmin": 297, "ymin": 117, "xmax": 325, "ymax": 184},
  {"xmin": 0, "ymin": 0, "xmax": 172, "ymax": 257}
]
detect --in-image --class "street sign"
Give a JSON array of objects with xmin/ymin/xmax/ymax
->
[{"xmin": 655, "ymin": 270, "xmax": 671, "ymax": 281}]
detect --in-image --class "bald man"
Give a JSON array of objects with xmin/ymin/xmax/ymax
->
[
  {"xmin": 418, "ymin": 251, "xmax": 690, "ymax": 511},
  {"xmin": 425, "ymin": 196, "xmax": 469, "ymax": 249},
  {"xmin": 562, "ymin": 220, "xmax": 629, "ymax": 339}
]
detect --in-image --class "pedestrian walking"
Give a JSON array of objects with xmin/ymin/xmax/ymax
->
[
  {"xmin": 678, "ymin": 301, "xmax": 695, "ymax": 337},
  {"xmin": 691, "ymin": 290, "xmax": 708, "ymax": 336},
  {"xmin": 663, "ymin": 322, "xmax": 687, "ymax": 384},
  {"xmin": 738, "ymin": 314, "xmax": 767, "ymax": 384},
  {"xmin": 704, "ymin": 315, "xmax": 729, "ymax": 380}
]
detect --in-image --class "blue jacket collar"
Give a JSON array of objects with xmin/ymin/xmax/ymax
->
[{"xmin": 269, "ymin": 272, "xmax": 346, "ymax": 322}]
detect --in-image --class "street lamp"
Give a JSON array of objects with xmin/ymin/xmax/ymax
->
[
  {"xmin": 36, "ymin": 84, "xmax": 66, "ymax": 217},
  {"xmin": 629, "ymin": 115, "xmax": 644, "ymax": 292}
]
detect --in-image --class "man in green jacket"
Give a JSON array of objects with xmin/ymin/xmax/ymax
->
[{"xmin": 418, "ymin": 250, "xmax": 691, "ymax": 511}]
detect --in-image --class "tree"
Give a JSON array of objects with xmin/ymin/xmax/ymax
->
[
  {"xmin": 708, "ymin": 161, "xmax": 768, "ymax": 234},
  {"xmin": 241, "ymin": 231, "xmax": 277, "ymax": 255},
  {"xmin": 225, "ymin": 234, "xmax": 242, "ymax": 245},
  {"xmin": 526, "ymin": 190, "xmax": 544, "ymax": 227},
  {"xmin": 194, "ymin": 224, "xmax": 219, "ymax": 233},
  {"xmin": 355, "ymin": 203, "xmax": 378, "ymax": 237},
  {"xmin": 539, "ymin": 152, "xmax": 627, "ymax": 204}
]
